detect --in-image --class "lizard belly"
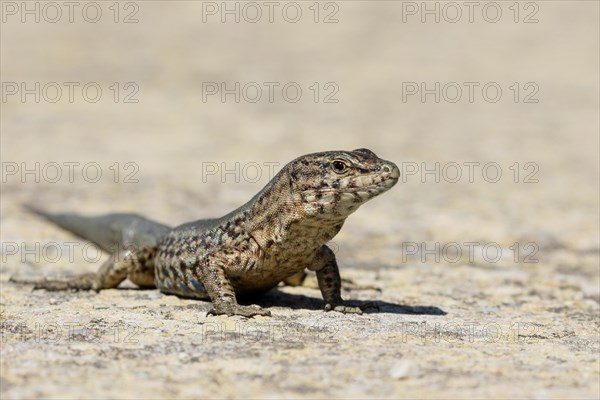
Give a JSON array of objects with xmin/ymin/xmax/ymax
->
[
  {"xmin": 231, "ymin": 252, "xmax": 313, "ymax": 295},
  {"xmin": 154, "ymin": 252, "xmax": 210, "ymax": 300},
  {"xmin": 155, "ymin": 266, "xmax": 210, "ymax": 299}
]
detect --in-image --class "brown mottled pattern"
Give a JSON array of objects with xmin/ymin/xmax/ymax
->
[
  {"xmin": 12, "ymin": 149, "xmax": 399, "ymax": 317},
  {"xmin": 153, "ymin": 149, "xmax": 399, "ymax": 316}
]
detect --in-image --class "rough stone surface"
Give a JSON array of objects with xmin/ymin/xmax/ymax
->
[{"xmin": 1, "ymin": 3, "xmax": 598, "ymax": 399}]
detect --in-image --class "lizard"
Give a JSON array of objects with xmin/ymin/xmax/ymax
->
[{"xmin": 11, "ymin": 149, "xmax": 399, "ymax": 317}]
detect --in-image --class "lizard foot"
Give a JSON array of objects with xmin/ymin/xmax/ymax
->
[
  {"xmin": 207, "ymin": 304, "xmax": 271, "ymax": 318},
  {"xmin": 10, "ymin": 273, "xmax": 99, "ymax": 292},
  {"xmin": 324, "ymin": 303, "xmax": 363, "ymax": 315}
]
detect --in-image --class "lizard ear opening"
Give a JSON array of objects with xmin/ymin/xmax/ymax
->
[{"xmin": 287, "ymin": 168, "xmax": 297, "ymax": 195}]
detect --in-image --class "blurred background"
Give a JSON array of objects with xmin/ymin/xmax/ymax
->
[
  {"xmin": 1, "ymin": 1, "xmax": 599, "ymax": 398},
  {"xmin": 2, "ymin": 1, "xmax": 598, "ymax": 239},
  {"xmin": 2, "ymin": 1, "xmax": 598, "ymax": 267}
]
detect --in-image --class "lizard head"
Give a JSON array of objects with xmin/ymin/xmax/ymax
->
[{"xmin": 288, "ymin": 148, "xmax": 399, "ymax": 217}]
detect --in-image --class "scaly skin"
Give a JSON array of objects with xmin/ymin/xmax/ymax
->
[{"xmin": 11, "ymin": 149, "xmax": 399, "ymax": 318}]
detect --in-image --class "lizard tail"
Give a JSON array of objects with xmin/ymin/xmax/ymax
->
[{"xmin": 24, "ymin": 204, "xmax": 171, "ymax": 253}]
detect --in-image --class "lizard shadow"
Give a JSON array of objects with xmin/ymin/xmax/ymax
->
[
  {"xmin": 119, "ymin": 287, "xmax": 446, "ymax": 315},
  {"xmin": 249, "ymin": 289, "xmax": 447, "ymax": 316}
]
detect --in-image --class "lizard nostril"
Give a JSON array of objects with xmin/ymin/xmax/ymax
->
[{"xmin": 382, "ymin": 165, "xmax": 391, "ymax": 173}]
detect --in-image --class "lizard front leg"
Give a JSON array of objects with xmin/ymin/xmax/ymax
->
[
  {"xmin": 309, "ymin": 245, "xmax": 362, "ymax": 314},
  {"xmin": 200, "ymin": 257, "xmax": 271, "ymax": 318}
]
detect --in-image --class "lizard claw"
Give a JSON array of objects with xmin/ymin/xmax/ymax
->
[
  {"xmin": 207, "ymin": 304, "xmax": 271, "ymax": 318},
  {"xmin": 324, "ymin": 303, "xmax": 363, "ymax": 315}
]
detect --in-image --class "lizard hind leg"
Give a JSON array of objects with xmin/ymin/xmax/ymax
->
[
  {"xmin": 126, "ymin": 246, "xmax": 158, "ymax": 288},
  {"xmin": 10, "ymin": 250, "xmax": 148, "ymax": 292}
]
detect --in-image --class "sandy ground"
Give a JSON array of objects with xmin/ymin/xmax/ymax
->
[{"xmin": 1, "ymin": 1, "xmax": 599, "ymax": 399}]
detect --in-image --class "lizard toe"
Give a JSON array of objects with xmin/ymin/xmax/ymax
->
[
  {"xmin": 324, "ymin": 303, "xmax": 363, "ymax": 315},
  {"xmin": 207, "ymin": 304, "xmax": 271, "ymax": 318}
]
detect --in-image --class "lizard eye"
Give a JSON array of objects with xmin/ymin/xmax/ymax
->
[{"xmin": 331, "ymin": 160, "xmax": 349, "ymax": 174}]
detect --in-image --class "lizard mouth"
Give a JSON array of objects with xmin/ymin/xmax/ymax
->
[
  {"xmin": 337, "ymin": 173, "xmax": 399, "ymax": 192},
  {"xmin": 314, "ymin": 175, "xmax": 398, "ymax": 196}
]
